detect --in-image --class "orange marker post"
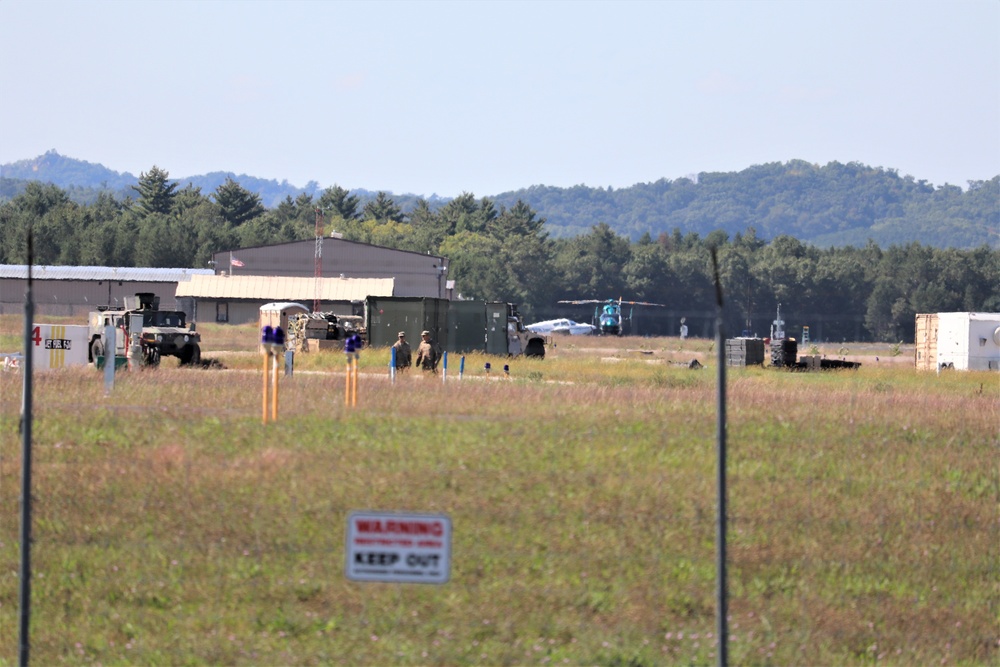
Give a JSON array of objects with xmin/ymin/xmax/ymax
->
[
  {"xmin": 345, "ymin": 357, "xmax": 352, "ymax": 407},
  {"xmin": 262, "ymin": 351, "xmax": 271, "ymax": 424},
  {"xmin": 271, "ymin": 351, "xmax": 280, "ymax": 421},
  {"xmin": 261, "ymin": 325, "xmax": 285, "ymax": 424},
  {"xmin": 352, "ymin": 354, "xmax": 359, "ymax": 407},
  {"xmin": 344, "ymin": 333, "xmax": 361, "ymax": 408}
]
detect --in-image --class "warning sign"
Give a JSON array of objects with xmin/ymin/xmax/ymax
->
[
  {"xmin": 30, "ymin": 324, "xmax": 89, "ymax": 370},
  {"xmin": 345, "ymin": 511, "xmax": 451, "ymax": 584}
]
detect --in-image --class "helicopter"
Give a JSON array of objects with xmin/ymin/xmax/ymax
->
[{"xmin": 556, "ymin": 297, "xmax": 667, "ymax": 336}]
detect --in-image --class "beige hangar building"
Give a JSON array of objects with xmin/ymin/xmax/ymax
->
[{"xmin": 1, "ymin": 237, "xmax": 451, "ymax": 326}]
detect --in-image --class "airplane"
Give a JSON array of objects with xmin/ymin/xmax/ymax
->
[
  {"xmin": 557, "ymin": 297, "xmax": 667, "ymax": 336},
  {"xmin": 524, "ymin": 318, "xmax": 597, "ymax": 336}
]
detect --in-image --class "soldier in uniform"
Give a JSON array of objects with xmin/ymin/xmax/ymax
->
[
  {"xmin": 391, "ymin": 331, "xmax": 412, "ymax": 371},
  {"xmin": 414, "ymin": 330, "xmax": 442, "ymax": 372}
]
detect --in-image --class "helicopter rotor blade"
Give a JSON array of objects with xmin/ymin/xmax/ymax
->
[
  {"xmin": 559, "ymin": 298, "xmax": 666, "ymax": 307},
  {"xmin": 621, "ymin": 300, "xmax": 668, "ymax": 307}
]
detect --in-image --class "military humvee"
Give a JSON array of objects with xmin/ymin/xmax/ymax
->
[{"xmin": 88, "ymin": 293, "xmax": 201, "ymax": 367}]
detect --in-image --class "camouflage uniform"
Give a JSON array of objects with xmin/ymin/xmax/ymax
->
[
  {"xmin": 414, "ymin": 331, "xmax": 442, "ymax": 372},
  {"xmin": 392, "ymin": 333, "xmax": 412, "ymax": 370}
]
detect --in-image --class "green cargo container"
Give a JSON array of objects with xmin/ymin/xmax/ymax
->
[
  {"xmin": 448, "ymin": 301, "xmax": 487, "ymax": 353},
  {"xmin": 484, "ymin": 302, "xmax": 509, "ymax": 356},
  {"xmin": 365, "ymin": 297, "xmax": 448, "ymax": 349},
  {"xmin": 364, "ymin": 297, "xmax": 544, "ymax": 358}
]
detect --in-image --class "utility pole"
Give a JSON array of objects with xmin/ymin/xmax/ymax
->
[
  {"xmin": 710, "ymin": 247, "xmax": 729, "ymax": 667},
  {"xmin": 19, "ymin": 227, "xmax": 35, "ymax": 667},
  {"xmin": 314, "ymin": 208, "xmax": 323, "ymax": 313}
]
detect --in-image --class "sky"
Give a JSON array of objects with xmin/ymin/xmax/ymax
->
[{"xmin": 1, "ymin": 0, "xmax": 997, "ymax": 198}]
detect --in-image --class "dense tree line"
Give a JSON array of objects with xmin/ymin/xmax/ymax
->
[{"xmin": 1, "ymin": 167, "xmax": 996, "ymax": 342}]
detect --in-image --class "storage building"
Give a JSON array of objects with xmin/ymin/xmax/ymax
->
[
  {"xmin": 1, "ymin": 238, "xmax": 451, "ymax": 324},
  {"xmin": 175, "ymin": 274, "xmax": 394, "ymax": 325},
  {"xmin": 0, "ymin": 265, "xmax": 212, "ymax": 318},
  {"xmin": 212, "ymin": 238, "xmax": 450, "ymax": 299}
]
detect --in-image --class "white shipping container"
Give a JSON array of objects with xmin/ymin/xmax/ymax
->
[{"xmin": 935, "ymin": 312, "xmax": 1000, "ymax": 371}]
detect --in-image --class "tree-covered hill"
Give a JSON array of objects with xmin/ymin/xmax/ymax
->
[
  {"xmin": 490, "ymin": 161, "xmax": 998, "ymax": 249},
  {"xmin": 1, "ymin": 150, "xmax": 138, "ymax": 200},
  {"xmin": 0, "ymin": 151, "xmax": 325, "ymax": 208},
  {"xmin": 0, "ymin": 151, "xmax": 447, "ymax": 211},
  {"xmin": 1, "ymin": 152, "xmax": 996, "ymax": 249}
]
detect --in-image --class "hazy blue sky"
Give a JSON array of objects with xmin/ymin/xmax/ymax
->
[{"xmin": 1, "ymin": 0, "xmax": 997, "ymax": 197}]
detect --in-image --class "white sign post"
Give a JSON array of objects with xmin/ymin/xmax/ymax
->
[
  {"xmin": 103, "ymin": 324, "xmax": 116, "ymax": 393},
  {"xmin": 345, "ymin": 511, "xmax": 451, "ymax": 584}
]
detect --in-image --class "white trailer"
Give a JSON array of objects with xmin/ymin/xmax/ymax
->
[{"xmin": 915, "ymin": 312, "xmax": 1000, "ymax": 371}]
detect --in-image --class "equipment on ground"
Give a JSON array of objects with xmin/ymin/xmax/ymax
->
[
  {"xmin": 768, "ymin": 303, "xmax": 797, "ymax": 367},
  {"xmin": 752, "ymin": 304, "xmax": 860, "ymax": 370},
  {"xmin": 286, "ymin": 311, "xmax": 365, "ymax": 353},
  {"xmin": 88, "ymin": 293, "xmax": 201, "ymax": 367}
]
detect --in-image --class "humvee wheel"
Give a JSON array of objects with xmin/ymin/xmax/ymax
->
[
  {"xmin": 143, "ymin": 347, "xmax": 161, "ymax": 367},
  {"xmin": 90, "ymin": 339, "xmax": 104, "ymax": 365},
  {"xmin": 525, "ymin": 338, "xmax": 545, "ymax": 358},
  {"xmin": 180, "ymin": 343, "xmax": 201, "ymax": 366}
]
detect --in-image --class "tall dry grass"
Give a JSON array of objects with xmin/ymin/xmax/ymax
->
[{"xmin": 0, "ymin": 318, "xmax": 997, "ymax": 665}]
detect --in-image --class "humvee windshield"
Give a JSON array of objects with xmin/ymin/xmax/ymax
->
[{"xmin": 140, "ymin": 312, "xmax": 186, "ymax": 327}]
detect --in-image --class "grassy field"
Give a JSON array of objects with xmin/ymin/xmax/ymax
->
[{"xmin": 0, "ymin": 317, "xmax": 997, "ymax": 666}]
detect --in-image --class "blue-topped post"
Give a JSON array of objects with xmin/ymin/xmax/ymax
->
[
  {"xmin": 271, "ymin": 327, "xmax": 284, "ymax": 420},
  {"xmin": 261, "ymin": 326, "xmax": 274, "ymax": 424},
  {"xmin": 344, "ymin": 335, "xmax": 356, "ymax": 407}
]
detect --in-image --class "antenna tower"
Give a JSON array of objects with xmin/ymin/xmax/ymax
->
[{"xmin": 314, "ymin": 208, "xmax": 323, "ymax": 312}]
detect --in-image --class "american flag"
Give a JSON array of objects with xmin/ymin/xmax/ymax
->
[{"xmin": 230, "ymin": 256, "xmax": 245, "ymax": 268}]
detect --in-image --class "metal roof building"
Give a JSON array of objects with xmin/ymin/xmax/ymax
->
[
  {"xmin": 1, "ymin": 238, "xmax": 452, "ymax": 324},
  {"xmin": 213, "ymin": 237, "xmax": 450, "ymax": 299},
  {"xmin": 0, "ymin": 265, "xmax": 212, "ymax": 318},
  {"xmin": 176, "ymin": 274, "xmax": 395, "ymax": 324}
]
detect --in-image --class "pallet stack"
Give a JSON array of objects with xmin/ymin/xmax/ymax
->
[
  {"xmin": 725, "ymin": 337, "xmax": 765, "ymax": 367},
  {"xmin": 770, "ymin": 339, "xmax": 798, "ymax": 368}
]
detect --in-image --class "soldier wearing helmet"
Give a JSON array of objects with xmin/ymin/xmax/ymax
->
[
  {"xmin": 414, "ymin": 330, "xmax": 442, "ymax": 372},
  {"xmin": 392, "ymin": 331, "xmax": 412, "ymax": 371}
]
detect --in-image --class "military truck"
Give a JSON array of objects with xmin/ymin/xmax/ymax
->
[{"xmin": 88, "ymin": 293, "xmax": 201, "ymax": 367}]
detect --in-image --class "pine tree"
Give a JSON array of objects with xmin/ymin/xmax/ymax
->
[
  {"xmin": 132, "ymin": 166, "xmax": 177, "ymax": 216},
  {"xmin": 318, "ymin": 185, "xmax": 360, "ymax": 221},
  {"xmin": 214, "ymin": 178, "xmax": 265, "ymax": 227},
  {"xmin": 363, "ymin": 191, "xmax": 404, "ymax": 223}
]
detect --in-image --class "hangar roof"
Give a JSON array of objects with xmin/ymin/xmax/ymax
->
[
  {"xmin": 0, "ymin": 265, "xmax": 213, "ymax": 282},
  {"xmin": 175, "ymin": 274, "xmax": 394, "ymax": 301}
]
